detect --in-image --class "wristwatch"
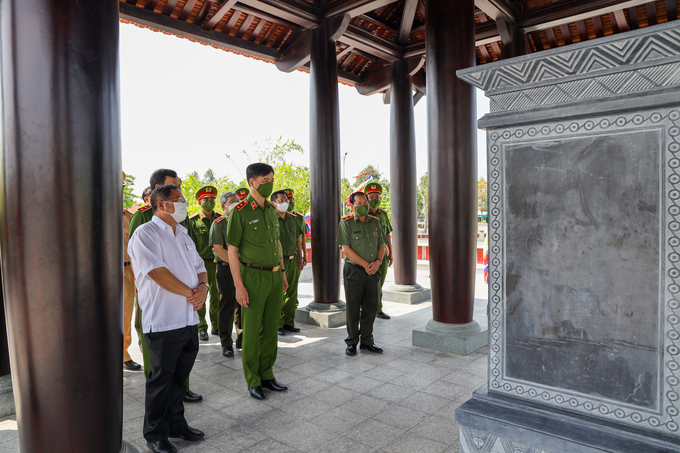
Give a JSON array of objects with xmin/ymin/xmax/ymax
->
[{"xmin": 199, "ymin": 281, "xmax": 209, "ymax": 289}]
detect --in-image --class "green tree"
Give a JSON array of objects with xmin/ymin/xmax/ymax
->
[
  {"xmin": 181, "ymin": 171, "xmax": 238, "ymax": 216},
  {"xmin": 124, "ymin": 174, "xmax": 141, "ymax": 209},
  {"xmin": 478, "ymin": 177, "xmax": 488, "ymax": 215},
  {"xmin": 418, "ymin": 172, "xmax": 428, "ymax": 232}
]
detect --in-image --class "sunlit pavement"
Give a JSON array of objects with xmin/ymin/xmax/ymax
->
[{"xmin": 0, "ymin": 264, "xmax": 488, "ymax": 453}]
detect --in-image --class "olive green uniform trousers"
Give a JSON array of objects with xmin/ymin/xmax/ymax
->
[
  {"xmin": 377, "ymin": 255, "xmax": 389, "ymax": 313},
  {"xmin": 216, "ymin": 263, "xmax": 242, "ymax": 348},
  {"xmin": 197, "ymin": 260, "xmax": 219, "ymax": 332},
  {"xmin": 279, "ymin": 256, "xmax": 300, "ymax": 328},
  {"xmin": 343, "ymin": 262, "xmax": 381, "ymax": 346},
  {"xmin": 241, "ymin": 266, "xmax": 283, "ymax": 387}
]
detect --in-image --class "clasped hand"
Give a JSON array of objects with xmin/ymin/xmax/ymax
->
[
  {"xmin": 365, "ymin": 260, "xmax": 380, "ymax": 275},
  {"xmin": 187, "ymin": 285, "xmax": 207, "ymax": 311}
]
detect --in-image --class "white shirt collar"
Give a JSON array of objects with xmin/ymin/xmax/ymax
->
[{"xmin": 151, "ymin": 214, "xmax": 187, "ymax": 236}]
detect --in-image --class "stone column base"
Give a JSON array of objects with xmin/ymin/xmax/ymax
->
[
  {"xmin": 457, "ymin": 386, "xmax": 680, "ymax": 453},
  {"xmin": 412, "ymin": 319, "xmax": 487, "ymax": 354},
  {"xmin": 382, "ymin": 283, "xmax": 431, "ymax": 304},
  {"xmin": 121, "ymin": 441, "xmax": 140, "ymax": 453},
  {"xmin": 0, "ymin": 375, "xmax": 15, "ymax": 418},
  {"xmin": 295, "ymin": 301, "xmax": 346, "ymax": 328}
]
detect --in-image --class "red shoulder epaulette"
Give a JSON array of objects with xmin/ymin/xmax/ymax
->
[
  {"xmin": 215, "ymin": 216, "xmax": 225, "ymax": 223},
  {"xmin": 138, "ymin": 205, "xmax": 151, "ymax": 213},
  {"xmin": 380, "ymin": 208, "xmax": 388, "ymax": 214},
  {"xmin": 342, "ymin": 215, "xmax": 353, "ymax": 221},
  {"xmin": 368, "ymin": 215, "xmax": 379, "ymax": 220},
  {"xmin": 235, "ymin": 200, "xmax": 248, "ymax": 211},
  {"xmin": 189, "ymin": 212, "xmax": 200, "ymax": 220}
]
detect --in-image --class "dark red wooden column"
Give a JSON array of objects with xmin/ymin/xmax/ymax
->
[
  {"xmin": 389, "ymin": 59, "xmax": 418, "ymax": 286},
  {"xmin": 426, "ymin": 0, "xmax": 477, "ymax": 324},
  {"xmin": 0, "ymin": 1, "xmax": 126, "ymax": 452},
  {"xmin": 308, "ymin": 19, "xmax": 343, "ymax": 307}
]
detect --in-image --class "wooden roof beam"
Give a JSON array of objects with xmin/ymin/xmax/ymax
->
[
  {"xmin": 119, "ymin": 2, "xmax": 281, "ymax": 60},
  {"xmin": 521, "ymin": 0, "xmax": 652, "ymax": 33},
  {"xmin": 356, "ymin": 55, "xmax": 423, "ymax": 95},
  {"xmin": 301, "ymin": 62, "xmax": 363, "ymax": 85},
  {"xmin": 475, "ymin": 0, "xmax": 518, "ymax": 21},
  {"xmin": 202, "ymin": 0, "xmax": 238, "ymax": 30},
  {"xmin": 178, "ymin": 0, "xmax": 201, "ymax": 21},
  {"xmin": 276, "ymin": 15, "xmax": 350, "ymax": 72},
  {"xmin": 397, "ymin": 0, "xmax": 418, "ymax": 44},
  {"xmin": 236, "ymin": 0, "xmax": 321, "ymax": 27},
  {"xmin": 403, "ymin": 21, "xmax": 499, "ymax": 58},
  {"xmin": 339, "ymin": 23, "xmax": 403, "ymax": 61},
  {"xmin": 327, "ymin": 0, "xmax": 398, "ymax": 19}
]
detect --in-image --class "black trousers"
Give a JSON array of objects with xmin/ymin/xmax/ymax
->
[
  {"xmin": 217, "ymin": 263, "xmax": 242, "ymax": 348},
  {"xmin": 143, "ymin": 325, "xmax": 199, "ymax": 442},
  {"xmin": 343, "ymin": 262, "xmax": 381, "ymax": 346}
]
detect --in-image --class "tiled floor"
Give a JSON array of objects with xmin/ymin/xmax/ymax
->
[{"xmin": 0, "ymin": 265, "xmax": 489, "ymax": 453}]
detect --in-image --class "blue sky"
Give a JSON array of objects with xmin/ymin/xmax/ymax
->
[{"xmin": 120, "ymin": 22, "xmax": 489, "ymax": 194}]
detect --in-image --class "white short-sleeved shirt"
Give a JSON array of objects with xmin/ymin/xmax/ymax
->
[{"xmin": 128, "ymin": 216, "xmax": 207, "ymax": 333}]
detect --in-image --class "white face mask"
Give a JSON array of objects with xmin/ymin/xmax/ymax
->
[
  {"xmin": 276, "ymin": 202, "xmax": 289, "ymax": 212},
  {"xmin": 166, "ymin": 201, "xmax": 188, "ymax": 223},
  {"xmin": 227, "ymin": 202, "xmax": 239, "ymax": 213}
]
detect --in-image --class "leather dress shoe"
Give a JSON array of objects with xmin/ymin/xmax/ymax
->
[
  {"xmin": 262, "ymin": 378, "xmax": 288, "ymax": 391},
  {"xmin": 183, "ymin": 390, "xmax": 203, "ymax": 403},
  {"xmin": 277, "ymin": 328, "xmax": 285, "ymax": 336},
  {"xmin": 222, "ymin": 346, "xmax": 234, "ymax": 358},
  {"xmin": 283, "ymin": 324, "xmax": 300, "ymax": 332},
  {"xmin": 123, "ymin": 360, "xmax": 141, "ymax": 371},
  {"xmin": 235, "ymin": 341, "xmax": 242, "ymax": 349},
  {"xmin": 147, "ymin": 439, "xmax": 176, "ymax": 453},
  {"xmin": 376, "ymin": 311, "xmax": 391, "ymax": 319},
  {"xmin": 199, "ymin": 330, "xmax": 209, "ymax": 341},
  {"xmin": 248, "ymin": 385, "xmax": 265, "ymax": 400},
  {"xmin": 360, "ymin": 344, "xmax": 384, "ymax": 353},
  {"xmin": 170, "ymin": 426, "xmax": 204, "ymax": 442},
  {"xmin": 211, "ymin": 329, "xmax": 219, "ymax": 336},
  {"xmin": 345, "ymin": 344, "xmax": 357, "ymax": 356}
]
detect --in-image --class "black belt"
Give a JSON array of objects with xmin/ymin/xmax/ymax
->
[
  {"xmin": 124, "ymin": 261, "xmax": 131, "ymax": 267},
  {"xmin": 203, "ymin": 258, "xmax": 215, "ymax": 262},
  {"xmin": 240, "ymin": 262, "xmax": 280, "ymax": 272},
  {"xmin": 283, "ymin": 254, "xmax": 297, "ymax": 260},
  {"xmin": 217, "ymin": 261, "xmax": 230, "ymax": 267}
]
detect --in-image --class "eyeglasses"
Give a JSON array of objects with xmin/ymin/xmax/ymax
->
[{"xmin": 163, "ymin": 196, "xmax": 186, "ymax": 203}]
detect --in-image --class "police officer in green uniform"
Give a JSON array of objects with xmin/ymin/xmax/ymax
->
[
  {"xmin": 209, "ymin": 191, "xmax": 243, "ymax": 357},
  {"xmin": 271, "ymin": 190, "xmax": 305, "ymax": 335},
  {"xmin": 128, "ymin": 168, "xmax": 203, "ymax": 403},
  {"xmin": 337, "ymin": 191, "xmax": 387, "ymax": 356},
  {"xmin": 365, "ymin": 182, "xmax": 393, "ymax": 319},
  {"xmin": 190, "ymin": 185, "xmax": 221, "ymax": 341},
  {"xmin": 284, "ymin": 188, "xmax": 308, "ymax": 266},
  {"xmin": 235, "ymin": 187, "xmax": 249, "ymax": 200},
  {"xmin": 227, "ymin": 163, "xmax": 289, "ymax": 400}
]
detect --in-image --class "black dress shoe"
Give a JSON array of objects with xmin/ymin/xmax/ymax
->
[
  {"xmin": 235, "ymin": 341, "xmax": 242, "ymax": 350},
  {"xmin": 360, "ymin": 343, "xmax": 383, "ymax": 353},
  {"xmin": 222, "ymin": 346, "xmax": 234, "ymax": 358},
  {"xmin": 376, "ymin": 311, "xmax": 391, "ymax": 319},
  {"xmin": 211, "ymin": 329, "xmax": 219, "ymax": 336},
  {"xmin": 262, "ymin": 379, "xmax": 288, "ymax": 391},
  {"xmin": 248, "ymin": 385, "xmax": 265, "ymax": 400},
  {"xmin": 170, "ymin": 426, "xmax": 205, "ymax": 442},
  {"xmin": 183, "ymin": 390, "xmax": 203, "ymax": 403},
  {"xmin": 283, "ymin": 324, "xmax": 300, "ymax": 332},
  {"xmin": 199, "ymin": 330, "xmax": 209, "ymax": 341},
  {"xmin": 147, "ymin": 439, "xmax": 177, "ymax": 453},
  {"xmin": 123, "ymin": 360, "xmax": 141, "ymax": 371},
  {"xmin": 277, "ymin": 328, "xmax": 285, "ymax": 336},
  {"xmin": 346, "ymin": 344, "xmax": 357, "ymax": 356}
]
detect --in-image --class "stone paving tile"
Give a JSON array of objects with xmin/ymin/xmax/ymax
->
[
  {"xmin": 313, "ymin": 434, "xmax": 375, "ymax": 453},
  {"xmin": 368, "ymin": 382, "xmax": 417, "ymax": 404},
  {"xmin": 343, "ymin": 419, "xmax": 405, "ymax": 449},
  {"xmin": 307, "ymin": 407, "xmax": 367, "ymax": 435},
  {"xmin": 309, "ymin": 385, "xmax": 362, "ymax": 406},
  {"xmin": 378, "ymin": 432, "xmax": 448, "ymax": 453},
  {"xmin": 266, "ymin": 420, "xmax": 338, "ymax": 452},
  {"xmin": 361, "ymin": 365, "xmax": 406, "ymax": 382},
  {"xmin": 398, "ymin": 392, "xmax": 451, "ymax": 415},
  {"xmin": 242, "ymin": 437, "xmax": 302, "ymax": 453},
  {"xmin": 410, "ymin": 415, "xmax": 461, "ymax": 446},
  {"xmin": 278, "ymin": 396, "xmax": 337, "ymax": 420},
  {"xmin": 373, "ymin": 403, "xmax": 430, "ymax": 430},
  {"xmin": 339, "ymin": 395, "xmax": 394, "ymax": 418}
]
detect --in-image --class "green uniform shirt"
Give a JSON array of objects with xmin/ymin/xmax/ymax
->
[
  {"xmin": 336, "ymin": 214, "xmax": 387, "ymax": 265},
  {"xmin": 209, "ymin": 215, "xmax": 228, "ymax": 262},
  {"xmin": 227, "ymin": 195, "xmax": 281, "ymax": 267},
  {"xmin": 277, "ymin": 211, "xmax": 304, "ymax": 256},
  {"xmin": 190, "ymin": 210, "xmax": 221, "ymax": 259},
  {"xmin": 128, "ymin": 205, "xmax": 199, "ymax": 242},
  {"xmin": 292, "ymin": 211, "xmax": 306, "ymax": 239},
  {"xmin": 370, "ymin": 207, "xmax": 392, "ymax": 245}
]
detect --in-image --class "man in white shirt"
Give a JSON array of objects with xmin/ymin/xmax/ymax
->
[{"xmin": 128, "ymin": 184, "xmax": 208, "ymax": 453}]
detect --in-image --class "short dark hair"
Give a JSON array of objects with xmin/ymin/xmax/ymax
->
[
  {"xmin": 246, "ymin": 163, "xmax": 274, "ymax": 184},
  {"xmin": 151, "ymin": 184, "xmax": 179, "ymax": 213},
  {"xmin": 349, "ymin": 192, "xmax": 367, "ymax": 204},
  {"xmin": 150, "ymin": 169, "xmax": 178, "ymax": 188},
  {"xmin": 142, "ymin": 186, "xmax": 152, "ymax": 200},
  {"xmin": 270, "ymin": 190, "xmax": 288, "ymax": 202}
]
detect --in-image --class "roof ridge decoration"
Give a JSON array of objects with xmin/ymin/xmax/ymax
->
[{"xmin": 458, "ymin": 21, "xmax": 680, "ymax": 115}]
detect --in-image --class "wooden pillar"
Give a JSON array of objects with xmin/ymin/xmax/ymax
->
[
  {"xmin": 389, "ymin": 59, "xmax": 418, "ymax": 286},
  {"xmin": 426, "ymin": 0, "xmax": 477, "ymax": 324},
  {"xmin": 0, "ymin": 1, "xmax": 125, "ymax": 452},
  {"xmin": 309, "ymin": 20, "xmax": 342, "ymax": 306},
  {"xmin": 0, "ymin": 278, "xmax": 9, "ymax": 377}
]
